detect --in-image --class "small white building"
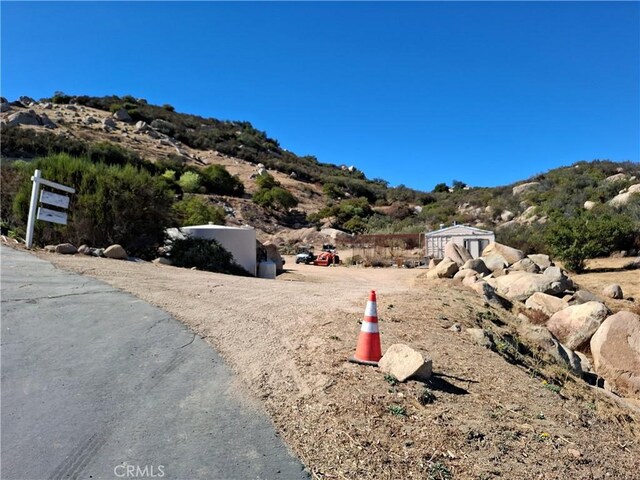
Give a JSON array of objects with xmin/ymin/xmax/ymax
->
[
  {"xmin": 167, "ymin": 224, "xmax": 257, "ymax": 275},
  {"xmin": 424, "ymin": 224, "xmax": 495, "ymax": 259}
]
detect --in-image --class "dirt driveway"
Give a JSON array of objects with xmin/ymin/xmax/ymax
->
[{"xmin": 29, "ymin": 249, "xmax": 640, "ymax": 479}]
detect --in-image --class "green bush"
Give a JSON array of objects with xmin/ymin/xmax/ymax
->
[
  {"xmin": 253, "ymin": 186, "xmax": 298, "ymax": 210},
  {"xmin": 201, "ymin": 164, "xmax": 245, "ymax": 197},
  {"xmin": 545, "ymin": 210, "xmax": 637, "ymax": 272},
  {"xmin": 172, "ymin": 196, "xmax": 225, "ymax": 227},
  {"xmin": 168, "ymin": 237, "xmax": 250, "ymax": 276},
  {"xmin": 255, "ymin": 172, "xmax": 278, "ymax": 190},
  {"xmin": 10, "ymin": 154, "xmax": 174, "ymax": 258},
  {"xmin": 178, "ymin": 171, "xmax": 202, "ymax": 193},
  {"xmin": 433, "ymin": 183, "xmax": 449, "ymax": 193}
]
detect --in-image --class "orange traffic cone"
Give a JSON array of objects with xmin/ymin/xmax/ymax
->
[{"xmin": 350, "ymin": 290, "xmax": 382, "ymax": 366}]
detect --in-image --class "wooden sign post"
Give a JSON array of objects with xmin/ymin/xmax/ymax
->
[{"xmin": 25, "ymin": 169, "xmax": 75, "ymax": 249}]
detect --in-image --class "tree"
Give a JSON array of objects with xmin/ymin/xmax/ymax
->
[{"xmin": 433, "ymin": 183, "xmax": 449, "ymax": 193}]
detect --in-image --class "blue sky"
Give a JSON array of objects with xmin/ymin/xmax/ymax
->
[{"xmin": 2, "ymin": 2, "xmax": 638, "ymax": 191}]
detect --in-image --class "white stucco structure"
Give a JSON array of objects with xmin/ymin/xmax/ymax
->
[{"xmin": 425, "ymin": 224, "xmax": 495, "ymax": 259}]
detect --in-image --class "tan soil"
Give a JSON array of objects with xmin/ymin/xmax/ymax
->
[{"xmin": 19, "ymin": 246, "xmax": 640, "ymax": 480}]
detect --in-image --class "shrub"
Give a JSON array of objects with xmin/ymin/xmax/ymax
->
[
  {"xmin": 178, "ymin": 171, "xmax": 202, "ymax": 193},
  {"xmin": 433, "ymin": 183, "xmax": 449, "ymax": 193},
  {"xmin": 168, "ymin": 237, "xmax": 250, "ymax": 276},
  {"xmin": 255, "ymin": 172, "xmax": 278, "ymax": 190},
  {"xmin": 10, "ymin": 154, "xmax": 174, "ymax": 258},
  {"xmin": 200, "ymin": 164, "xmax": 245, "ymax": 197},
  {"xmin": 172, "ymin": 196, "xmax": 225, "ymax": 227},
  {"xmin": 253, "ymin": 186, "xmax": 298, "ymax": 210}
]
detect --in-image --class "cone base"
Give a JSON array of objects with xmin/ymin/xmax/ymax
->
[{"xmin": 348, "ymin": 356, "xmax": 379, "ymax": 367}]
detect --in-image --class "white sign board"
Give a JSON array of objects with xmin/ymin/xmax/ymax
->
[
  {"xmin": 37, "ymin": 207, "xmax": 68, "ymax": 225},
  {"xmin": 40, "ymin": 190, "xmax": 70, "ymax": 209}
]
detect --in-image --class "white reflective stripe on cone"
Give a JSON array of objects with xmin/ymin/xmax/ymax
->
[
  {"xmin": 364, "ymin": 301, "xmax": 377, "ymax": 318},
  {"xmin": 360, "ymin": 321, "xmax": 379, "ymax": 333}
]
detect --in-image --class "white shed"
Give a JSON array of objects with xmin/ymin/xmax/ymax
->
[
  {"xmin": 424, "ymin": 224, "xmax": 495, "ymax": 259},
  {"xmin": 168, "ymin": 224, "xmax": 257, "ymax": 276}
]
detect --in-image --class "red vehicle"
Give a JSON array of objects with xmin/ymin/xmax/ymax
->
[{"xmin": 313, "ymin": 245, "xmax": 340, "ymax": 266}]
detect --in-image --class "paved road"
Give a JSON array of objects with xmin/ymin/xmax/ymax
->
[{"xmin": 1, "ymin": 246, "xmax": 308, "ymax": 480}]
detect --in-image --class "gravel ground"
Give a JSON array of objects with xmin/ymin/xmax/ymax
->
[{"xmin": 22, "ymin": 248, "xmax": 640, "ymax": 479}]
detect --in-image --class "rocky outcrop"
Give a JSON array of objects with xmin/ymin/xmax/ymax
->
[
  {"xmin": 7, "ymin": 110, "xmax": 41, "ymax": 126},
  {"xmin": 104, "ymin": 244, "xmax": 128, "ymax": 260},
  {"xmin": 426, "ymin": 257, "xmax": 459, "ymax": 279},
  {"xmin": 602, "ymin": 284, "xmax": 623, "ymax": 299},
  {"xmin": 590, "ymin": 311, "xmax": 640, "ymax": 399},
  {"xmin": 517, "ymin": 318, "xmax": 582, "ymax": 374},
  {"xmin": 481, "ymin": 254, "xmax": 508, "ymax": 272},
  {"xmin": 453, "ymin": 269, "xmax": 477, "ymax": 280},
  {"xmin": 608, "ymin": 184, "xmax": 640, "ymax": 207},
  {"xmin": 570, "ymin": 290, "xmax": 601, "ymax": 305},
  {"xmin": 512, "ymin": 182, "xmax": 540, "ymax": 196},
  {"xmin": 525, "ymin": 292, "xmax": 568, "ymax": 317},
  {"xmin": 546, "ymin": 301, "xmax": 610, "ymax": 350},
  {"xmin": 379, "ymin": 344, "xmax": 432, "ymax": 382},
  {"xmin": 604, "ymin": 173, "xmax": 626, "ymax": 183},
  {"xmin": 263, "ymin": 241, "xmax": 284, "ymax": 273},
  {"xmin": 482, "ymin": 242, "xmax": 525, "ymax": 265},
  {"xmin": 444, "ymin": 241, "xmax": 472, "ymax": 266}
]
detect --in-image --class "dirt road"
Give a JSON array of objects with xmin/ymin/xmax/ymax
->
[{"xmin": 27, "ymin": 249, "xmax": 640, "ymax": 479}]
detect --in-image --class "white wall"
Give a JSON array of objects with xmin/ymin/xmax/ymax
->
[{"xmin": 181, "ymin": 225, "xmax": 257, "ymax": 275}]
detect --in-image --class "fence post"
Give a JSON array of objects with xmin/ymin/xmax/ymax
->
[{"xmin": 25, "ymin": 169, "xmax": 41, "ymax": 249}]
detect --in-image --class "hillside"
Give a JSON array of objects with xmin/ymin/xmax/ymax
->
[{"xmin": 1, "ymin": 94, "xmax": 639, "ymax": 261}]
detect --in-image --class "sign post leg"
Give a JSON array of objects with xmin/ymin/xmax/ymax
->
[{"xmin": 25, "ymin": 169, "xmax": 41, "ymax": 249}]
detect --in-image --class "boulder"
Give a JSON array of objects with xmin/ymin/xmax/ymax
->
[
  {"xmin": 469, "ymin": 280, "xmax": 496, "ymax": 297},
  {"xmin": 525, "ymin": 292, "xmax": 568, "ymax": 317},
  {"xmin": 517, "ymin": 319, "xmax": 582, "ymax": 374},
  {"xmin": 428, "ymin": 258, "xmax": 441, "ymax": 269},
  {"xmin": 462, "ymin": 258, "xmax": 491, "ymax": 276},
  {"xmin": 104, "ymin": 244, "xmax": 128, "ymax": 260},
  {"xmin": 511, "ymin": 258, "xmax": 540, "ymax": 273},
  {"xmin": 602, "ymin": 284, "xmax": 623, "ymax": 299},
  {"xmin": 379, "ymin": 344, "xmax": 432, "ymax": 382},
  {"xmin": 542, "ymin": 266, "xmax": 574, "ymax": 291},
  {"xmin": 482, "ymin": 242, "xmax": 525, "ymax": 265},
  {"xmin": 426, "ymin": 257, "xmax": 459, "ymax": 279},
  {"xmin": 453, "ymin": 269, "xmax": 477, "ymax": 280},
  {"xmin": 547, "ymin": 301, "xmax": 610, "ymax": 350},
  {"xmin": 481, "ymin": 254, "xmax": 508, "ymax": 272},
  {"xmin": 501, "ymin": 210, "xmax": 514, "ymax": 222},
  {"xmin": 527, "ymin": 254, "xmax": 553, "ymax": 270},
  {"xmin": 152, "ymin": 257, "xmax": 173, "ymax": 265},
  {"xmin": 512, "ymin": 182, "xmax": 540, "ymax": 196},
  {"xmin": 113, "ymin": 108, "xmax": 132, "ymax": 122},
  {"xmin": 134, "ymin": 120, "xmax": 149, "ymax": 132},
  {"xmin": 590, "ymin": 311, "xmax": 640, "ymax": 398},
  {"xmin": 466, "ymin": 328, "xmax": 494, "ymax": 349},
  {"xmin": 444, "ymin": 241, "xmax": 472, "ymax": 266},
  {"xmin": 609, "ymin": 188, "xmax": 640, "ymax": 207},
  {"xmin": 83, "ymin": 116, "xmax": 98, "ymax": 125},
  {"xmin": 7, "ymin": 110, "xmax": 41, "ymax": 126},
  {"xmin": 55, "ymin": 243, "xmax": 77, "ymax": 254},
  {"xmin": 604, "ymin": 173, "xmax": 626, "ymax": 183},
  {"xmin": 263, "ymin": 241, "xmax": 284, "ymax": 273},
  {"xmin": 44, "ymin": 245, "xmax": 56, "ymax": 252},
  {"xmin": 570, "ymin": 290, "xmax": 602, "ymax": 305},
  {"xmin": 0, "ymin": 101, "xmax": 11, "ymax": 112},
  {"xmin": 583, "ymin": 200, "xmax": 597, "ymax": 211},
  {"xmin": 462, "ymin": 274, "xmax": 479, "ymax": 287},
  {"xmin": 495, "ymin": 271, "xmax": 565, "ymax": 301},
  {"xmin": 102, "ymin": 117, "xmax": 117, "ymax": 129},
  {"xmin": 39, "ymin": 113, "xmax": 57, "ymax": 129}
]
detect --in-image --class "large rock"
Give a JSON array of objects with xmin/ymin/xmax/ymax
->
[
  {"xmin": 462, "ymin": 274, "xmax": 479, "ymax": 287},
  {"xmin": 263, "ymin": 241, "xmax": 284, "ymax": 273},
  {"xmin": 542, "ymin": 266, "xmax": 574, "ymax": 291},
  {"xmin": 428, "ymin": 258, "xmax": 441, "ymax": 269},
  {"xmin": 481, "ymin": 254, "xmax": 508, "ymax": 272},
  {"xmin": 379, "ymin": 344, "xmax": 432, "ymax": 382},
  {"xmin": 512, "ymin": 182, "xmax": 540, "ymax": 196},
  {"xmin": 55, "ymin": 243, "xmax": 77, "ymax": 254},
  {"xmin": 570, "ymin": 290, "xmax": 601, "ymax": 305},
  {"xmin": 604, "ymin": 173, "xmax": 626, "ymax": 183},
  {"xmin": 113, "ymin": 108, "xmax": 132, "ymax": 122},
  {"xmin": 608, "ymin": 185, "xmax": 640, "ymax": 208},
  {"xmin": 511, "ymin": 258, "xmax": 540, "ymax": 273},
  {"xmin": 102, "ymin": 117, "xmax": 117, "ymax": 129},
  {"xmin": 7, "ymin": 110, "xmax": 41, "ymax": 126},
  {"xmin": 39, "ymin": 113, "xmax": 57, "ymax": 129},
  {"xmin": 517, "ymin": 318, "xmax": 582, "ymax": 374},
  {"xmin": 482, "ymin": 242, "xmax": 524, "ymax": 265},
  {"xmin": 104, "ymin": 244, "xmax": 128, "ymax": 260},
  {"xmin": 602, "ymin": 284, "xmax": 623, "ymax": 299},
  {"xmin": 583, "ymin": 200, "xmax": 597, "ymax": 211},
  {"xmin": 527, "ymin": 254, "xmax": 553, "ymax": 270},
  {"xmin": 453, "ymin": 269, "xmax": 477, "ymax": 280},
  {"xmin": 444, "ymin": 241, "xmax": 472, "ymax": 266},
  {"xmin": 462, "ymin": 258, "xmax": 491, "ymax": 276},
  {"xmin": 426, "ymin": 257, "xmax": 458, "ymax": 279},
  {"xmin": 590, "ymin": 311, "xmax": 640, "ymax": 398},
  {"xmin": 495, "ymin": 271, "xmax": 565, "ymax": 301},
  {"xmin": 546, "ymin": 302, "xmax": 610, "ymax": 350},
  {"xmin": 500, "ymin": 210, "xmax": 514, "ymax": 222},
  {"xmin": 525, "ymin": 292, "xmax": 568, "ymax": 317}
]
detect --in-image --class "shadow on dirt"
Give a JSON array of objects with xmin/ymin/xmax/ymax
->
[{"xmin": 425, "ymin": 372, "xmax": 478, "ymax": 395}]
